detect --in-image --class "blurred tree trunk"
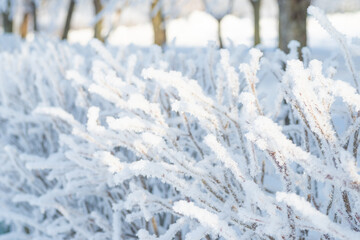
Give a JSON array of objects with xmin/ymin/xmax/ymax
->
[
  {"xmin": 2, "ymin": 0, "xmax": 13, "ymax": 33},
  {"xmin": 104, "ymin": 9, "xmax": 123, "ymax": 42},
  {"xmin": 20, "ymin": 13, "xmax": 30, "ymax": 38},
  {"xmin": 62, "ymin": 0, "xmax": 76, "ymax": 40},
  {"xmin": 20, "ymin": 0, "xmax": 38, "ymax": 38},
  {"xmin": 217, "ymin": 19, "xmax": 223, "ymax": 48},
  {"xmin": 250, "ymin": 0, "xmax": 261, "ymax": 46},
  {"xmin": 31, "ymin": 0, "xmax": 38, "ymax": 32},
  {"xmin": 278, "ymin": 0, "xmax": 310, "ymax": 52},
  {"xmin": 93, "ymin": 0, "xmax": 104, "ymax": 42},
  {"xmin": 202, "ymin": 0, "xmax": 234, "ymax": 48},
  {"xmin": 151, "ymin": 0, "xmax": 166, "ymax": 46}
]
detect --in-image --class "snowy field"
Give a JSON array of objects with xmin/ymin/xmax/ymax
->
[
  {"xmin": 65, "ymin": 10, "xmax": 360, "ymax": 49},
  {"xmin": 1, "ymin": 3, "xmax": 360, "ymax": 240}
]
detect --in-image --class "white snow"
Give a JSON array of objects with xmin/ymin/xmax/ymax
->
[{"xmin": 1, "ymin": 3, "xmax": 360, "ymax": 240}]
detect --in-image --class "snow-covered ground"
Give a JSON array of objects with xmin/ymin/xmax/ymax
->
[{"xmin": 67, "ymin": 10, "xmax": 360, "ymax": 49}]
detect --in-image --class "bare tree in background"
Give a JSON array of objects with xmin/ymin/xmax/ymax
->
[
  {"xmin": 31, "ymin": 0, "xmax": 38, "ymax": 32},
  {"xmin": 1, "ymin": 0, "xmax": 13, "ymax": 33},
  {"xmin": 20, "ymin": 0, "xmax": 38, "ymax": 38},
  {"xmin": 249, "ymin": 0, "xmax": 261, "ymax": 46},
  {"xmin": 151, "ymin": 0, "xmax": 166, "ymax": 46},
  {"xmin": 20, "ymin": 12, "xmax": 30, "ymax": 38},
  {"xmin": 278, "ymin": 0, "xmax": 311, "ymax": 52},
  {"xmin": 203, "ymin": 0, "xmax": 233, "ymax": 48},
  {"xmin": 93, "ymin": 0, "xmax": 104, "ymax": 42},
  {"xmin": 62, "ymin": 0, "xmax": 76, "ymax": 40}
]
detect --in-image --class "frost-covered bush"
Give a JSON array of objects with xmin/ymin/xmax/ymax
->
[{"xmin": 1, "ymin": 6, "xmax": 360, "ymax": 240}]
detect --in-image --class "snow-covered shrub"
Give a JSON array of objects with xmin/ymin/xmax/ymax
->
[
  {"xmin": 0, "ymin": 36, "xmax": 91, "ymax": 239},
  {"xmin": 1, "ymin": 6, "xmax": 360, "ymax": 240}
]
